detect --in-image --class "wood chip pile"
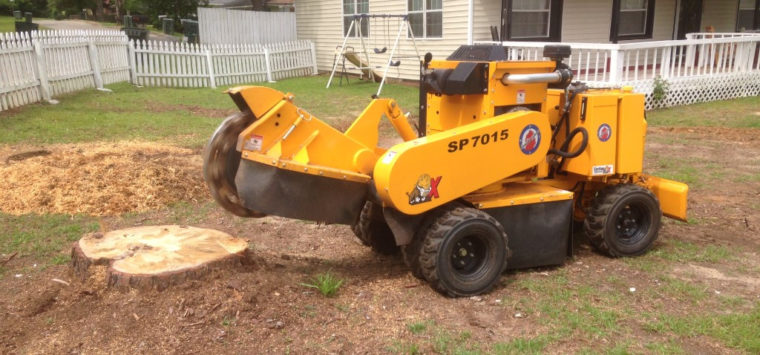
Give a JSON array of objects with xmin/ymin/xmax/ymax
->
[{"xmin": 0, "ymin": 142, "xmax": 207, "ymax": 216}]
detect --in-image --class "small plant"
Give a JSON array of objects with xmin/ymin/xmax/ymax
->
[
  {"xmin": 301, "ymin": 271, "xmax": 344, "ymax": 297},
  {"xmin": 407, "ymin": 321, "xmax": 428, "ymax": 334},
  {"xmin": 652, "ymin": 75, "xmax": 670, "ymax": 103}
]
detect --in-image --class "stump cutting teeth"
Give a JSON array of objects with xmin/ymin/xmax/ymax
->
[{"xmin": 202, "ymin": 111, "xmax": 265, "ymax": 218}]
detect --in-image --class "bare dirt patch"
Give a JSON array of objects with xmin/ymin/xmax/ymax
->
[
  {"xmin": 1, "ymin": 126, "xmax": 760, "ymax": 353},
  {"xmin": 0, "ymin": 142, "xmax": 206, "ymax": 216}
]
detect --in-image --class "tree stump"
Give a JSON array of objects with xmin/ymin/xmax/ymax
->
[{"xmin": 71, "ymin": 225, "xmax": 251, "ymax": 290}]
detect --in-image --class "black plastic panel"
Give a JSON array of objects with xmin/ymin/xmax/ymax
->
[
  {"xmin": 235, "ymin": 159, "xmax": 367, "ymax": 225},
  {"xmin": 446, "ymin": 45, "xmax": 509, "ymax": 62},
  {"xmin": 484, "ymin": 200, "xmax": 572, "ymax": 270}
]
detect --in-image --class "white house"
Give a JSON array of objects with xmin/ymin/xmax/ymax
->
[{"xmin": 296, "ymin": 0, "xmax": 760, "ymax": 109}]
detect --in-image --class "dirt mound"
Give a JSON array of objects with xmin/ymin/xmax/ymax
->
[{"xmin": 0, "ymin": 142, "xmax": 207, "ymax": 216}]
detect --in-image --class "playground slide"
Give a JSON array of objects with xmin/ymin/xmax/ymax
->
[{"xmin": 343, "ymin": 52, "xmax": 383, "ymax": 83}]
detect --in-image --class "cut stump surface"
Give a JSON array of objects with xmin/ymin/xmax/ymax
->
[{"xmin": 72, "ymin": 225, "xmax": 250, "ymax": 290}]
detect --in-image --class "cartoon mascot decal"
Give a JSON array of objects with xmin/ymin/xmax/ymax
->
[{"xmin": 407, "ymin": 174, "xmax": 442, "ymax": 205}]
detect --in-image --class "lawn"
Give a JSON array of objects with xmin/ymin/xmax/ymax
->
[
  {"xmin": 0, "ymin": 14, "xmax": 16, "ymax": 32},
  {"xmin": 1, "ymin": 76, "xmax": 759, "ymax": 353},
  {"xmin": 0, "ymin": 77, "xmax": 418, "ymax": 147}
]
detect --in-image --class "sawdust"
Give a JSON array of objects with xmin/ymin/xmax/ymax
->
[{"xmin": 0, "ymin": 142, "xmax": 207, "ymax": 216}]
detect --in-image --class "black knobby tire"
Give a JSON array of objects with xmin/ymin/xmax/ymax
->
[
  {"xmin": 418, "ymin": 206, "xmax": 509, "ymax": 297},
  {"xmin": 402, "ymin": 204, "xmax": 459, "ymax": 280},
  {"xmin": 351, "ymin": 201, "xmax": 399, "ymax": 255},
  {"xmin": 584, "ymin": 184, "xmax": 662, "ymax": 257}
]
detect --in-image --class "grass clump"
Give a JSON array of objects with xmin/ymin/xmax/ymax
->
[
  {"xmin": 406, "ymin": 321, "xmax": 429, "ymax": 334},
  {"xmin": 301, "ymin": 271, "xmax": 344, "ymax": 297}
]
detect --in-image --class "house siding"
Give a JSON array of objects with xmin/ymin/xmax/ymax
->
[
  {"xmin": 560, "ymin": 0, "xmax": 676, "ymax": 43},
  {"xmin": 297, "ymin": 0, "xmax": 495, "ymax": 82},
  {"xmin": 701, "ymin": 0, "xmax": 738, "ymax": 32},
  {"xmin": 297, "ymin": 0, "xmax": 738, "ymax": 81}
]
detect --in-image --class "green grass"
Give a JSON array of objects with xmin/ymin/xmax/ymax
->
[
  {"xmin": 0, "ymin": 76, "xmax": 418, "ymax": 148},
  {"xmin": 644, "ymin": 304, "xmax": 760, "ymax": 353},
  {"xmin": 492, "ymin": 336, "xmax": 549, "ymax": 354},
  {"xmin": 648, "ymin": 95, "xmax": 760, "ymax": 128},
  {"xmin": 406, "ymin": 321, "xmax": 429, "ymax": 334},
  {"xmin": 300, "ymin": 271, "xmax": 344, "ymax": 297},
  {"xmin": 0, "ymin": 15, "xmax": 15, "ymax": 33},
  {"xmin": 0, "ymin": 213, "xmax": 98, "ymax": 268},
  {"xmin": 652, "ymin": 239, "xmax": 734, "ymax": 263}
]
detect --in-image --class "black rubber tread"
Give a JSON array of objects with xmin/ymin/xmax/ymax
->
[
  {"xmin": 402, "ymin": 204, "xmax": 462, "ymax": 280},
  {"xmin": 418, "ymin": 206, "xmax": 509, "ymax": 297},
  {"xmin": 583, "ymin": 184, "xmax": 662, "ymax": 257},
  {"xmin": 351, "ymin": 201, "xmax": 399, "ymax": 255}
]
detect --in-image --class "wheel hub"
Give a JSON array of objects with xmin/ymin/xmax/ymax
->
[
  {"xmin": 615, "ymin": 204, "xmax": 647, "ymax": 243},
  {"xmin": 450, "ymin": 237, "xmax": 485, "ymax": 274}
]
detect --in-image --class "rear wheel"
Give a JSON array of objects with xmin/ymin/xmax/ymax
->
[
  {"xmin": 584, "ymin": 184, "xmax": 662, "ymax": 257},
  {"xmin": 351, "ymin": 201, "xmax": 399, "ymax": 255},
  {"xmin": 417, "ymin": 206, "xmax": 508, "ymax": 297}
]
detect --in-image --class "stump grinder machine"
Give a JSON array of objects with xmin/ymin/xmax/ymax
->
[{"xmin": 203, "ymin": 45, "xmax": 689, "ymax": 297}]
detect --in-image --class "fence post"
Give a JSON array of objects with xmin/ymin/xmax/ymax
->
[
  {"xmin": 263, "ymin": 46, "xmax": 274, "ymax": 82},
  {"xmin": 87, "ymin": 40, "xmax": 105, "ymax": 89},
  {"xmin": 32, "ymin": 40, "xmax": 52, "ymax": 102},
  {"xmin": 205, "ymin": 49, "xmax": 217, "ymax": 88},
  {"xmin": 608, "ymin": 47, "xmax": 620, "ymax": 84},
  {"xmin": 128, "ymin": 40, "xmax": 138, "ymax": 84},
  {"xmin": 309, "ymin": 41, "xmax": 318, "ymax": 75}
]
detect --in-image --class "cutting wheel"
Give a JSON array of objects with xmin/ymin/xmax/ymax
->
[{"xmin": 203, "ymin": 111, "xmax": 265, "ymax": 217}]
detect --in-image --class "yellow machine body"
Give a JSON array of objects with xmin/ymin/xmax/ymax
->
[
  {"xmin": 204, "ymin": 44, "xmax": 691, "ymax": 297},
  {"xmin": 222, "ymin": 49, "xmax": 687, "ymax": 229}
]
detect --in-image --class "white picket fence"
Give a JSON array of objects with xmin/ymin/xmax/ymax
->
[
  {"xmin": 0, "ymin": 30, "xmax": 130, "ymax": 111},
  {"xmin": 478, "ymin": 32, "xmax": 760, "ymax": 109},
  {"xmin": 132, "ymin": 40, "xmax": 317, "ymax": 87},
  {"xmin": 197, "ymin": 8, "xmax": 297, "ymax": 45},
  {"xmin": 0, "ymin": 30, "xmax": 317, "ymax": 112}
]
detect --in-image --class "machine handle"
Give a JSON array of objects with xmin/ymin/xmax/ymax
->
[{"xmin": 500, "ymin": 68, "xmax": 573, "ymax": 85}]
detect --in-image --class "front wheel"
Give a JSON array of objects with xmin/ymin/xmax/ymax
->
[
  {"xmin": 584, "ymin": 184, "xmax": 662, "ymax": 257},
  {"xmin": 418, "ymin": 206, "xmax": 509, "ymax": 297}
]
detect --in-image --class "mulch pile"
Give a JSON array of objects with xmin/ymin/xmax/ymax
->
[{"xmin": 0, "ymin": 142, "xmax": 208, "ymax": 216}]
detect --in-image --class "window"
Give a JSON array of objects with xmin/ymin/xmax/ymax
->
[
  {"xmin": 344, "ymin": 0, "xmax": 369, "ymax": 37},
  {"xmin": 502, "ymin": 0, "xmax": 563, "ymax": 41},
  {"xmin": 610, "ymin": 0, "xmax": 655, "ymax": 42},
  {"xmin": 737, "ymin": 0, "xmax": 760, "ymax": 31},
  {"xmin": 408, "ymin": 0, "xmax": 442, "ymax": 38}
]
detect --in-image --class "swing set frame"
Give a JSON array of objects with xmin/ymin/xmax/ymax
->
[{"xmin": 327, "ymin": 14, "xmax": 421, "ymax": 97}]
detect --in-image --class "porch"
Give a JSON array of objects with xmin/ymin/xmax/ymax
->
[{"xmin": 477, "ymin": 32, "xmax": 760, "ymax": 109}]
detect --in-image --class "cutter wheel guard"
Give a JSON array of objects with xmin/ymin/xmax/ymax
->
[{"xmin": 203, "ymin": 45, "xmax": 689, "ymax": 297}]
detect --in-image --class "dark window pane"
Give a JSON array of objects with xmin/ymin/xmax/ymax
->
[
  {"xmin": 344, "ymin": 16, "xmax": 354, "ymax": 36},
  {"xmin": 360, "ymin": 17, "xmax": 369, "ymax": 37},
  {"xmin": 408, "ymin": 0, "xmax": 423, "ymax": 11},
  {"xmin": 621, "ymin": 0, "xmax": 646, "ymax": 10},
  {"xmin": 619, "ymin": 10, "xmax": 646, "ymax": 35},
  {"xmin": 510, "ymin": 12, "xmax": 549, "ymax": 38},
  {"xmin": 426, "ymin": 11, "xmax": 442, "ymax": 37},
  {"xmin": 512, "ymin": 0, "xmax": 550, "ymax": 11},
  {"xmin": 737, "ymin": 10, "xmax": 755, "ymax": 30},
  {"xmin": 358, "ymin": 0, "xmax": 369, "ymax": 13},
  {"xmin": 427, "ymin": 0, "xmax": 442, "ymax": 10},
  {"xmin": 409, "ymin": 13, "xmax": 423, "ymax": 37},
  {"xmin": 343, "ymin": 0, "xmax": 354, "ymax": 15}
]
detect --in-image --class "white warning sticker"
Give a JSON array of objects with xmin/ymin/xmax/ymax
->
[
  {"xmin": 244, "ymin": 135, "xmax": 263, "ymax": 151},
  {"xmin": 516, "ymin": 89, "xmax": 526, "ymax": 104},
  {"xmin": 382, "ymin": 151, "xmax": 397, "ymax": 164},
  {"xmin": 591, "ymin": 164, "xmax": 614, "ymax": 176}
]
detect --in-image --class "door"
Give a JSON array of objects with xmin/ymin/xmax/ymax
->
[{"xmin": 677, "ymin": 0, "xmax": 703, "ymax": 39}]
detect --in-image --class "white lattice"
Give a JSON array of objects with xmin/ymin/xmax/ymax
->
[
  {"xmin": 479, "ymin": 34, "xmax": 760, "ymax": 111},
  {"xmin": 619, "ymin": 72, "xmax": 760, "ymax": 110}
]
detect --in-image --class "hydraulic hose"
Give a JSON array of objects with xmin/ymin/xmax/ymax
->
[{"xmin": 548, "ymin": 126, "xmax": 588, "ymax": 159}]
